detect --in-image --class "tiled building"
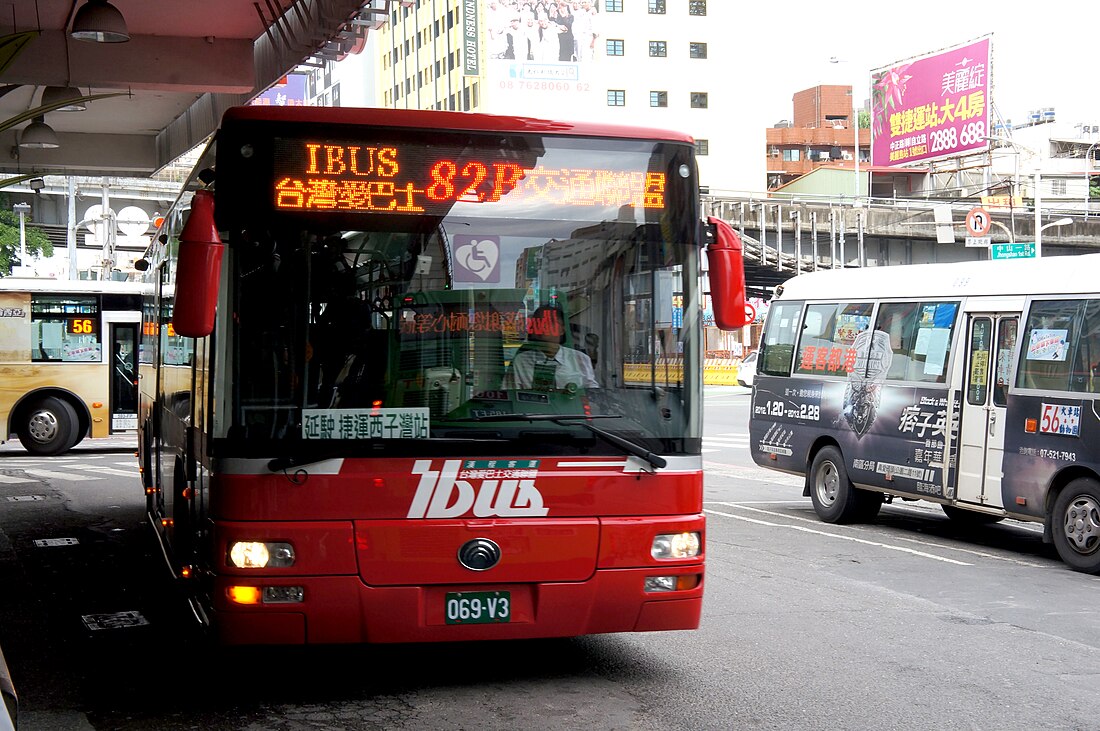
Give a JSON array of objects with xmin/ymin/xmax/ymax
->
[
  {"xmin": 766, "ymin": 85, "xmax": 868, "ymax": 191},
  {"xmin": 351, "ymin": 0, "xmax": 758, "ymax": 193}
]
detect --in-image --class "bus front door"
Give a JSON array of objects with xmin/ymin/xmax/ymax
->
[
  {"xmin": 957, "ymin": 314, "xmax": 1018, "ymax": 508},
  {"xmin": 109, "ymin": 322, "xmax": 139, "ymax": 433}
]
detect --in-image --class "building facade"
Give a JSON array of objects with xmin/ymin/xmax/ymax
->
[
  {"xmin": 765, "ymin": 85, "xmax": 868, "ymax": 192},
  {"xmin": 307, "ymin": 0, "xmax": 761, "ymax": 193}
]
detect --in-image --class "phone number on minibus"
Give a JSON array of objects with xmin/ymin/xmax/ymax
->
[{"xmin": 1019, "ymin": 447, "xmax": 1077, "ymax": 462}]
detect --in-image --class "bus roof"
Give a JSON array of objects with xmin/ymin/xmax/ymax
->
[
  {"xmin": 0, "ymin": 278, "xmax": 146, "ymax": 295},
  {"xmin": 774, "ymin": 253, "xmax": 1100, "ymax": 301},
  {"xmin": 221, "ymin": 105, "xmax": 696, "ymax": 145}
]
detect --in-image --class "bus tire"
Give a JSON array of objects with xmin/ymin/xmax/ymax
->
[
  {"xmin": 1052, "ymin": 478, "xmax": 1100, "ymax": 573},
  {"xmin": 18, "ymin": 396, "xmax": 78, "ymax": 456},
  {"xmin": 809, "ymin": 445, "xmax": 876, "ymax": 524},
  {"xmin": 941, "ymin": 504, "xmax": 1004, "ymax": 525}
]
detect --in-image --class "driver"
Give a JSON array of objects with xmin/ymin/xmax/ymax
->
[{"xmin": 507, "ymin": 305, "xmax": 598, "ymax": 391}]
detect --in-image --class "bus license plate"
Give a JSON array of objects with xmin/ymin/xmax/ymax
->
[{"xmin": 444, "ymin": 591, "xmax": 511, "ymax": 625}]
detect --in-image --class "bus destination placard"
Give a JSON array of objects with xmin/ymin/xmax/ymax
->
[{"xmin": 272, "ymin": 139, "xmax": 667, "ymax": 215}]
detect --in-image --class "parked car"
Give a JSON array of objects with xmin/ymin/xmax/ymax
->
[{"xmin": 736, "ymin": 351, "xmax": 757, "ymax": 387}]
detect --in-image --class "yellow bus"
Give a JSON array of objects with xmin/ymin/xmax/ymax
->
[{"xmin": 0, "ymin": 278, "xmax": 144, "ymax": 454}]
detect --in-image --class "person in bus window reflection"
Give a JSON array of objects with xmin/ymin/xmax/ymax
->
[{"xmin": 507, "ymin": 305, "xmax": 598, "ymax": 391}]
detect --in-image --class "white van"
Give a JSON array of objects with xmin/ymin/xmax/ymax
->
[{"xmin": 736, "ymin": 351, "xmax": 757, "ymax": 387}]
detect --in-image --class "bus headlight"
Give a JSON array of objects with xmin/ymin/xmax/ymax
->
[
  {"xmin": 651, "ymin": 532, "xmax": 701, "ymax": 559},
  {"xmin": 228, "ymin": 541, "xmax": 295, "ymax": 568}
]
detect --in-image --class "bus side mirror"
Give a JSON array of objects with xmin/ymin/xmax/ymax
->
[
  {"xmin": 706, "ymin": 216, "xmax": 748, "ymax": 330},
  {"xmin": 172, "ymin": 189, "xmax": 224, "ymax": 338}
]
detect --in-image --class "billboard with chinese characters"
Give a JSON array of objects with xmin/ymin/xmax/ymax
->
[
  {"xmin": 249, "ymin": 74, "xmax": 307, "ymax": 107},
  {"xmin": 870, "ymin": 36, "xmax": 991, "ymax": 167},
  {"xmin": 476, "ymin": 0, "xmax": 606, "ymax": 116}
]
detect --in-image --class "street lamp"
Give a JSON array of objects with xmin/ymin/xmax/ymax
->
[
  {"xmin": 1086, "ymin": 141, "xmax": 1099, "ymax": 218},
  {"xmin": 829, "ymin": 57, "xmax": 861, "ymax": 200},
  {"xmin": 12, "ymin": 202, "xmax": 30, "ymax": 275},
  {"xmin": 1040, "ymin": 217, "xmax": 1073, "ymax": 234},
  {"xmin": 986, "ymin": 135, "xmax": 1045, "ymax": 257}
]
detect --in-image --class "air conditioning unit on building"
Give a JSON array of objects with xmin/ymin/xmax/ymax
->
[{"xmin": 769, "ymin": 147, "xmax": 780, "ymax": 157}]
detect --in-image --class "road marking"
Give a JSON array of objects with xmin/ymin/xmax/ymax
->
[
  {"xmin": 890, "ymin": 535, "xmax": 1046, "ymax": 567},
  {"xmin": 22, "ymin": 469, "xmax": 103, "ymax": 482},
  {"xmin": 0, "ymin": 473, "xmax": 36, "ymax": 483},
  {"xmin": 719, "ymin": 500, "xmax": 1049, "ymax": 568},
  {"xmin": 75, "ymin": 465, "xmax": 139, "ymax": 477},
  {"xmin": 702, "ymin": 439, "xmax": 748, "ymax": 448},
  {"xmin": 705, "ymin": 500, "xmax": 804, "ymax": 505},
  {"xmin": 705, "ymin": 504, "xmax": 973, "ymax": 565},
  {"xmin": 704, "ymin": 461, "xmax": 802, "ymax": 486}
]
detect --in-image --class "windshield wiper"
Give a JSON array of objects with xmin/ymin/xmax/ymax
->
[{"xmin": 452, "ymin": 413, "xmax": 667, "ymax": 469}]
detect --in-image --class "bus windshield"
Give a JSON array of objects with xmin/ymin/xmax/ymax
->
[{"xmin": 212, "ymin": 124, "xmax": 702, "ymax": 460}]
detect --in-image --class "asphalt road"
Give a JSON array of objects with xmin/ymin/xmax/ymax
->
[{"xmin": 3, "ymin": 391, "xmax": 1100, "ymax": 730}]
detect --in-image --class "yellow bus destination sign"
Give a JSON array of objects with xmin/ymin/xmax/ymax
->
[{"xmin": 272, "ymin": 139, "xmax": 667, "ymax": 214}]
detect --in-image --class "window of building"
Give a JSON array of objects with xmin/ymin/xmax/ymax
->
[
  {"xmin": 1053, "ymin": 178, "xmax": 1067, "ymax": 195},
  {"xmin": 690, "ymin": 92, "xmax": 708, "ymax": 108},
  {"xmin": 782, "ymin": 149, "xmax": 800, "ymax": 161},
  {"xmin": 649, "ymin": 41, "xmax": 667, "ymax": 57},
  {"xmin": 689, "ymin": 0, "xmax": 707, "ymax": 15},
  {"xmin": 606, "ymin": 0, "xmax": 623, "ymax": 10},
  {"xmin": 650, "ymin": 91, "xmax": 667, "ymax": 107},
  {"xmin": 648, "ymin": 0, "xmax": 666, "ymax": 14},
  {"xmin": 606, "ymin": 39, "xmax": 624, "ymax": 56},
  {"xmin": 689, "ymin": 42, "xmax": 707, "ymax": 59},
  {"xmin": 608, "ymin": 90, "xmax": 626, "ymax": 106},
  {"xmin": 695, "ymin": 139, "xmax": 709, "ymax": 155}
]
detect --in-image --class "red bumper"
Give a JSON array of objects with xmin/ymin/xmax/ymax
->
[{"xmin": 212, "ymin": 566, "xmax": 703, "ymax": 645}]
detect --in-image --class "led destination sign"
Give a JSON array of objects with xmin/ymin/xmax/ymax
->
[{"xmin": 272, "ymin": 139, "xmax": 667, "ymax": 215}]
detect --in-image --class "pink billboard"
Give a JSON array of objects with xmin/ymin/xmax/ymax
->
[{"xmin": 870, "ymin": 37, "xmax": 991, "ymax": 167}]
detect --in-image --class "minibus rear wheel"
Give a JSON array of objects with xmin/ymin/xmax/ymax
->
[{"xmin": 1052, "ymin": 478, "xmax": 1100, "ymax": 574}]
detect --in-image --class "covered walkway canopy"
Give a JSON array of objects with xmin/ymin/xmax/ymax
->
[{"xmin": 0, "ymin": 0, "xmax": 392, "ymax": 177}]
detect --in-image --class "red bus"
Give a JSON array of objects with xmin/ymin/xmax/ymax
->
[{"xmin": 137, "ymin": 105, "xmax": 746, "ymax": 645}]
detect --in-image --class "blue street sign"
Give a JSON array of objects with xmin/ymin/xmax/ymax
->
[{"xmin": 991, "ymin": 242, "xmax": 1036, "ymax": 260}]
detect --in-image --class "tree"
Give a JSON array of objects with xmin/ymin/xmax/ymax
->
[
  {"xmin": 1090, "ymin": 175, "xmax": 1100, "ymax": 202},
  {"xmin": 0, "ymin": 197, "xmax": 53, "ymax": 275}
]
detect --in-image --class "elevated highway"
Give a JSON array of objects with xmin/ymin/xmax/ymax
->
[{"xmin": 705, "ymin": 195, "xmax": 1100, "ymax": 299}]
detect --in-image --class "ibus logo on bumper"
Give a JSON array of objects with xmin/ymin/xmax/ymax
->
[{"xmin": 408, "ymin": 459, "xmax": 549, "ymax": 518}]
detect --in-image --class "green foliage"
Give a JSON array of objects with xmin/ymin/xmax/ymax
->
[
  {"xmin": 0, "ymin": 206, "xmax": 53, "ymax": 275},
  {"xmin": 1090, "ymin": 175, "xmax": 1100, "ymax": 201},
  {"xmin": 858, "ymin": 108, "xmax": 871, "ymax": 130}
]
